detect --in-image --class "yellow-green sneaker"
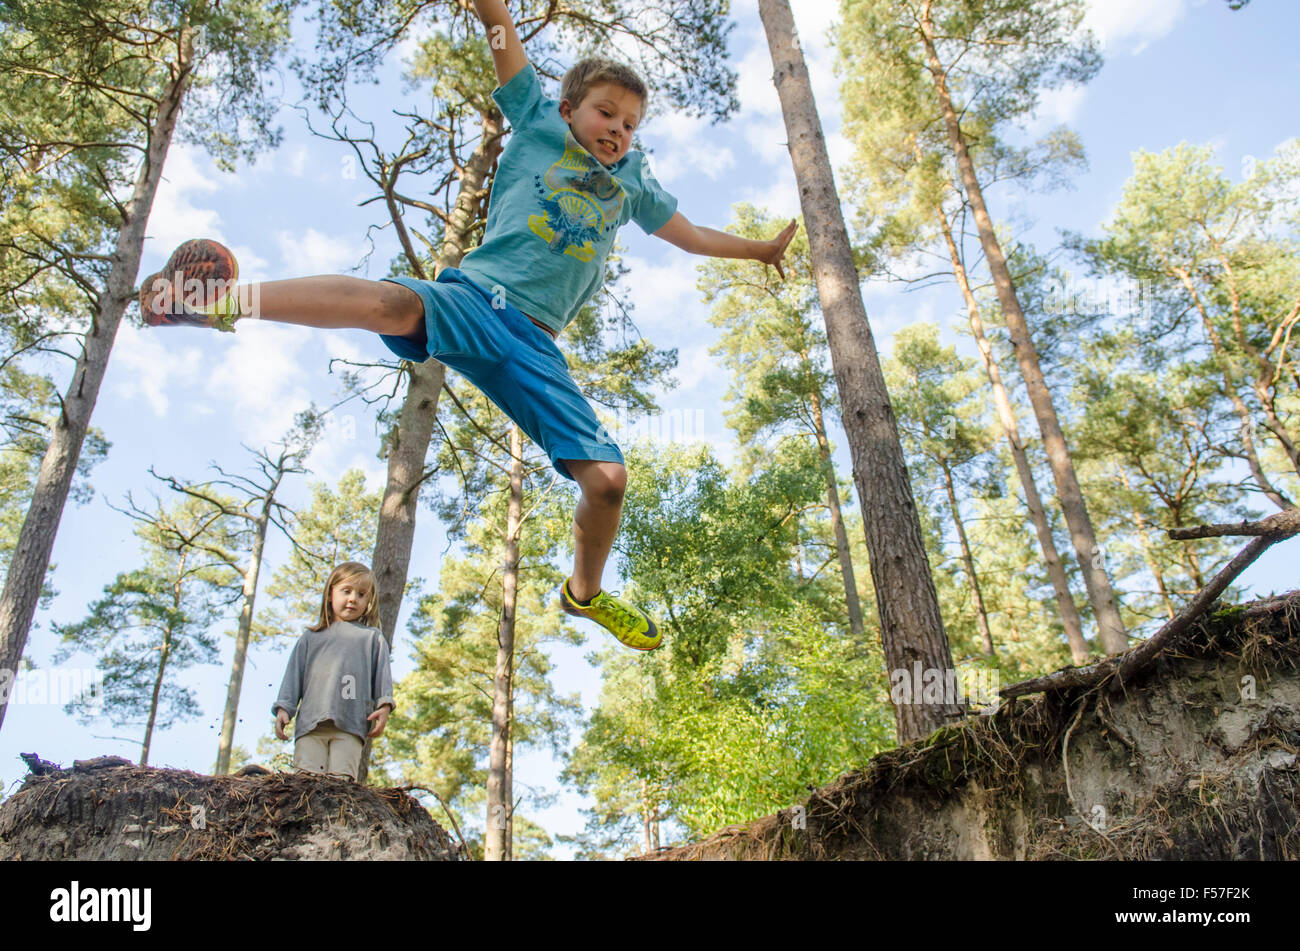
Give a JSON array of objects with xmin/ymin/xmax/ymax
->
[{"xmin": 559, "ymin": 580, "xmax": 662, "ymax": 651}]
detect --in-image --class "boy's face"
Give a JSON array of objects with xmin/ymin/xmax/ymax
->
[
  {"xmin": 559, "ymin": 83, "xmax": 643, "ymax": 165},
  {"xmin": 331, "ymin": 579, "xmax": 371, "ymax": 624}
]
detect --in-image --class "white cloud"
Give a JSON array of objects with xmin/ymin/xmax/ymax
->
[
  {"xmin": 674, "ymin": 341, "xmax": 729, "ymax": 396},
  {"xmin": 1037, "ymin": 83, "xmax": 1089, "ymax": 127},
  {"xmin": 1084, "ymin": 0, "xmax": 1204, "ymax": 54},
  {"xmin": 224, "ymin": 243, "xmax": 272, "ymax": 283},
  {"xmin": 140, "ymin": 147, "xmax": 270, "ymax": 288},
  {"xmin": 143, "ymin": 147, "xmax": 225, "ymax": 266},
  {"xmin": 616, "ymin": 254, "xmax": 706, "ymax": 334},
  {"xmin": 736, "ymin": 39, "xmax": 783, "ymax": 119},
  {"xmin": 739, "ymin": 116, "xmax": 793, "ymax": 169},
  {"xmin": 322, "ymin": 333, "xmax": 370, "ymax": 366},
  {"xmin": 645, "ymin": 112, "xmax": 737, "ymax": 184},
  {"xmin": 275, "ymin": 228, "xmax": 368, "ymax": 276},
  {"xmin": 735, "ymin": 168, "xmax": 803, "ymax": 221},
  {"xmin": 733, "ymin": 3, "xmax": 843, "ymax": 123},
  {"xmin": 287, "ymin": 146, "xmax": 310, "ymax": 178},
  {"xmin": 308, "ymin": 437, "xmax": 388, "ymax": 491},
  {"xmin": 110, "ymin": 324, "xmax": 204, "ymax": 417},
  {"xmin": 201, "ymin": 323, "xmax": 317, "ymax": 446}
]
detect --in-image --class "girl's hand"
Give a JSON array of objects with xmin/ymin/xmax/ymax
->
[
  {"xmin": 760, "ymin": 219, "xmax": 798, "ymax": 280},
  {"xmin": 367, "ymin": 705, "xmax": 391, "ymax": 738},
  {"xmin": 274, "ymin": 709, "xmax": 291, "ymax": 741}
]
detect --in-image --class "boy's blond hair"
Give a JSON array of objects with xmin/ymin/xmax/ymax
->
[
  {"xmin": 560, "ymin": 57, "xmax": 648, "ymax": 119},
  {"xmin": 310, "ymin": 561, "xmax": 382, "ymax": 631}
]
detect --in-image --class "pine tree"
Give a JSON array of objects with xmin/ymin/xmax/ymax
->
[
  {"xmin": 758, "ymin": 0, "xmax": 960, "ymax": 741},
  {"xmin": 700, "ymin": 204, "xmax": 869, "ymax": 644},
  {"xmin": 53, "ymin": 496, "xmax": 229, "ymax": 764},
  {"xmin": 1084, "ymin": 142, "xmax": 1300, "ymax": 511},
  {"xmin": 149, "ymin": 414, "xmax": 319, "ymax": 774},
  {"xmin": 837, "ymin": 0, "xmax": 1126, "ymax": 654},
  {"xmin": 0, "ymin": 0, "xmax": 292, "ymax": 734}
]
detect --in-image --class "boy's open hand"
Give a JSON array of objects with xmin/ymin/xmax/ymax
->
[
  {"xmin": 762, "ymin": 219, "xmax": 799, "ymax": 280},
  {"xmin": 367, "ymin": 704, "xmax": 392, "ymax": 738},
  {"xmin": 274, "ymin": 709, "xmax": 291, "ymax": 741}
]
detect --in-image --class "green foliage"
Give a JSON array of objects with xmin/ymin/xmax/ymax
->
[
  {"xmin": 51, "ymin": 496, "xmax": 230, "ymax": 747},
  {"xmin": 0, "ymin": 363, "xmax": 109, "ymax": 601},
  {"xmin": 565, "ymin": 443, "xmax": 895, "ymax": 851},
  {"xmin": 838, "ymin": 0, "xmax": 1093, "ymax": 274},
  {"xmin": 1083, "ymin": 141, "xmax": 1300, "ymax": 501},
  {"xmin": 297, "ymin": 0, "xmax": 739, "ymax": 123},
  {"xmin": 701, "ymin": 205, "xmax": 831, "ymax": 448},
  {"xmin": 885, "ymin": 323, "xmax": 996, "ymax": 480},
  {"xmin": 377, "ymin": 384, "xmax": 582, "ymax": 843},
  {"xmin": 839, "ymin": 0, "xmax": 1100, "ymax": 128},
  {"xmin": 255, "ymin": 468, "xmax": 383, "ymax": 645}
]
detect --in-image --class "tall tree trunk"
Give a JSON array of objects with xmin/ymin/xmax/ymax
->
[
  {"xmin": 371, "ymin": 111, "xmax": 506, "ymax": 649},
  {"xmin": 357, "ymin": 111, "xmax": 505, "ymax": 785},
  {"xmin": 918, "ymin": 0, "xmax": 1127, "ymax": 655},
  {"xmin": 215, "ymin": 496, "xmax": 275, "ymax": 775},
  {"xmin": 808, "ymin": 384, "xmax": 866, "ymax": 642},
  {"xmin": 143, "ymin": 551, "xmax": 186, "ymax": 766},
  {"xmin": 759, "ymin": 0, "xmax": 961, "ymax": 742},
  {"xmin": 641, "ymin": 778, "xmax": 653, "ymax": 856},
  {"xmin": 371, "ymin": 360, "xmax": 444, "ymax": 648},
  {"xmin": 505, "ymin": 693, "xmax": 514, "ymax": 861},
  {"xmin": 0, "ymin": 38, "xmax": 195, "ymax": 735},
  {"xmin": 939, "ymin": 458, "xmax": 994, "ymax": 657},
  {"xmin": 484, "ymin": 424, "xmax": 523, "ymax": 861},
  {"xmin": 936, "ymin": 208, "xmax": 1089, "ymax": 664}
]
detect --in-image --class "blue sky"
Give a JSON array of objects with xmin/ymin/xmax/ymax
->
[{"xmin": 3, "ymin": 0, "xmax": 1298, "ymax": 857}]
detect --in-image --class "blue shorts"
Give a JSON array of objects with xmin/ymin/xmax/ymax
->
[{"xmin": 378, "ymin": 268, "xmax": 623, "ymax": 480}]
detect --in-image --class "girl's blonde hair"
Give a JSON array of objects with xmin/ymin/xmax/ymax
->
[{"xmin": 310, "ymin": 562, "xmax": 381, "ymax": 631}]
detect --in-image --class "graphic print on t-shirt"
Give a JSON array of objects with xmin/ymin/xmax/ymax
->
[{"xmin": 529, "ymin": 130, "xmax": 628, "ymax": 262}]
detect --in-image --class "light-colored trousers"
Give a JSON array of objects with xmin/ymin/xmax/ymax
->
[{"xmin": 294, "ymin": 721, "xmax": 364, "ymax": 780}]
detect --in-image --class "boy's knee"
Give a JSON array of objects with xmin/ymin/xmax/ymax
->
[
  {"xmin": 379, "ymin": 281, "xmax": 423, "ymax": 336},
  {"xmin": 581, "ymin": 462, "xmax": 627, "ymax": 507}
]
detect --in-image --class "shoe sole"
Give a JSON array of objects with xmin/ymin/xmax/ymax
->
[{"xmin": 140, "ymin": 238, "xmax": 239, "ymax": 326}]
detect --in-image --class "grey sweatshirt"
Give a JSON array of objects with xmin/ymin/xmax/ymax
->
[{"xmin": 273, "ymin": 621, "xmax": 395, "ymax": 741}]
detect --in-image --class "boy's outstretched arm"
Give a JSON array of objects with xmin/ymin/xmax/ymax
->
[
  {"xmin": 655, "ymin": 212, "xmax": 799, "ymax": 279},
  {"xmin": 472, "ymin": 0, "xmax": 528, "ymax": 88}
]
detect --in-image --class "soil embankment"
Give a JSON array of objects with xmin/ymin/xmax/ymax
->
[
  {"xmin": 648, "ymin": 592, "xmax": 1300, "ymax": 860},
  {"xmin": 0, "ymin": 764, "xmax": 462, "ymax": 860}
]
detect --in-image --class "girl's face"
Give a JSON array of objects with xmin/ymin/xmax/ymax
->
[{"xmin": 330, "ymin": 578, "xmax": 372, "ymax": 624}]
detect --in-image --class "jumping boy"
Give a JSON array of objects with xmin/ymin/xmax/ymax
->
[{"xmin": 140, "ymin": 0, "xmax": 797, "ymax": 652}]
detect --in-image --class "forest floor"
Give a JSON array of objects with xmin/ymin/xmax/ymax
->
[
  {"xmin": 647, "ymin": 589, "xmax": 1300, "ymax": 860},
  {"xmin": 0, "ymin": 762, "xmax": 463, "ymax": 860}
]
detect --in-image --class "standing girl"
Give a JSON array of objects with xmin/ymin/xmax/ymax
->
[{"xmin": 273, "ymin": 562, "xmax": 395, "ymax": 781}]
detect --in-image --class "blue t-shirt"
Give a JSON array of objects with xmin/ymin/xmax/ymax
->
[{"xmin": 456, "ymin": 65, "xmax": 679, "ymax": 334}]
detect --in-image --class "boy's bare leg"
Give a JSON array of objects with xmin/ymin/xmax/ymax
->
[
  {"xmin": 564, "ymin": 459, "xmax": 627, "ymax": 602},
  {"xmin": 240, "ymin": 276, "xmax": 424, "ymax": 336}
]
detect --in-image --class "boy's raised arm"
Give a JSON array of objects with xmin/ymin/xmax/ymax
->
[
  {"xmin": 655, "ymin": 212, "xmax": 799, "ymax": 280},
  {"xmin": 473, "ymin": 0, "xmax": 529, "ymax": 89}
]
